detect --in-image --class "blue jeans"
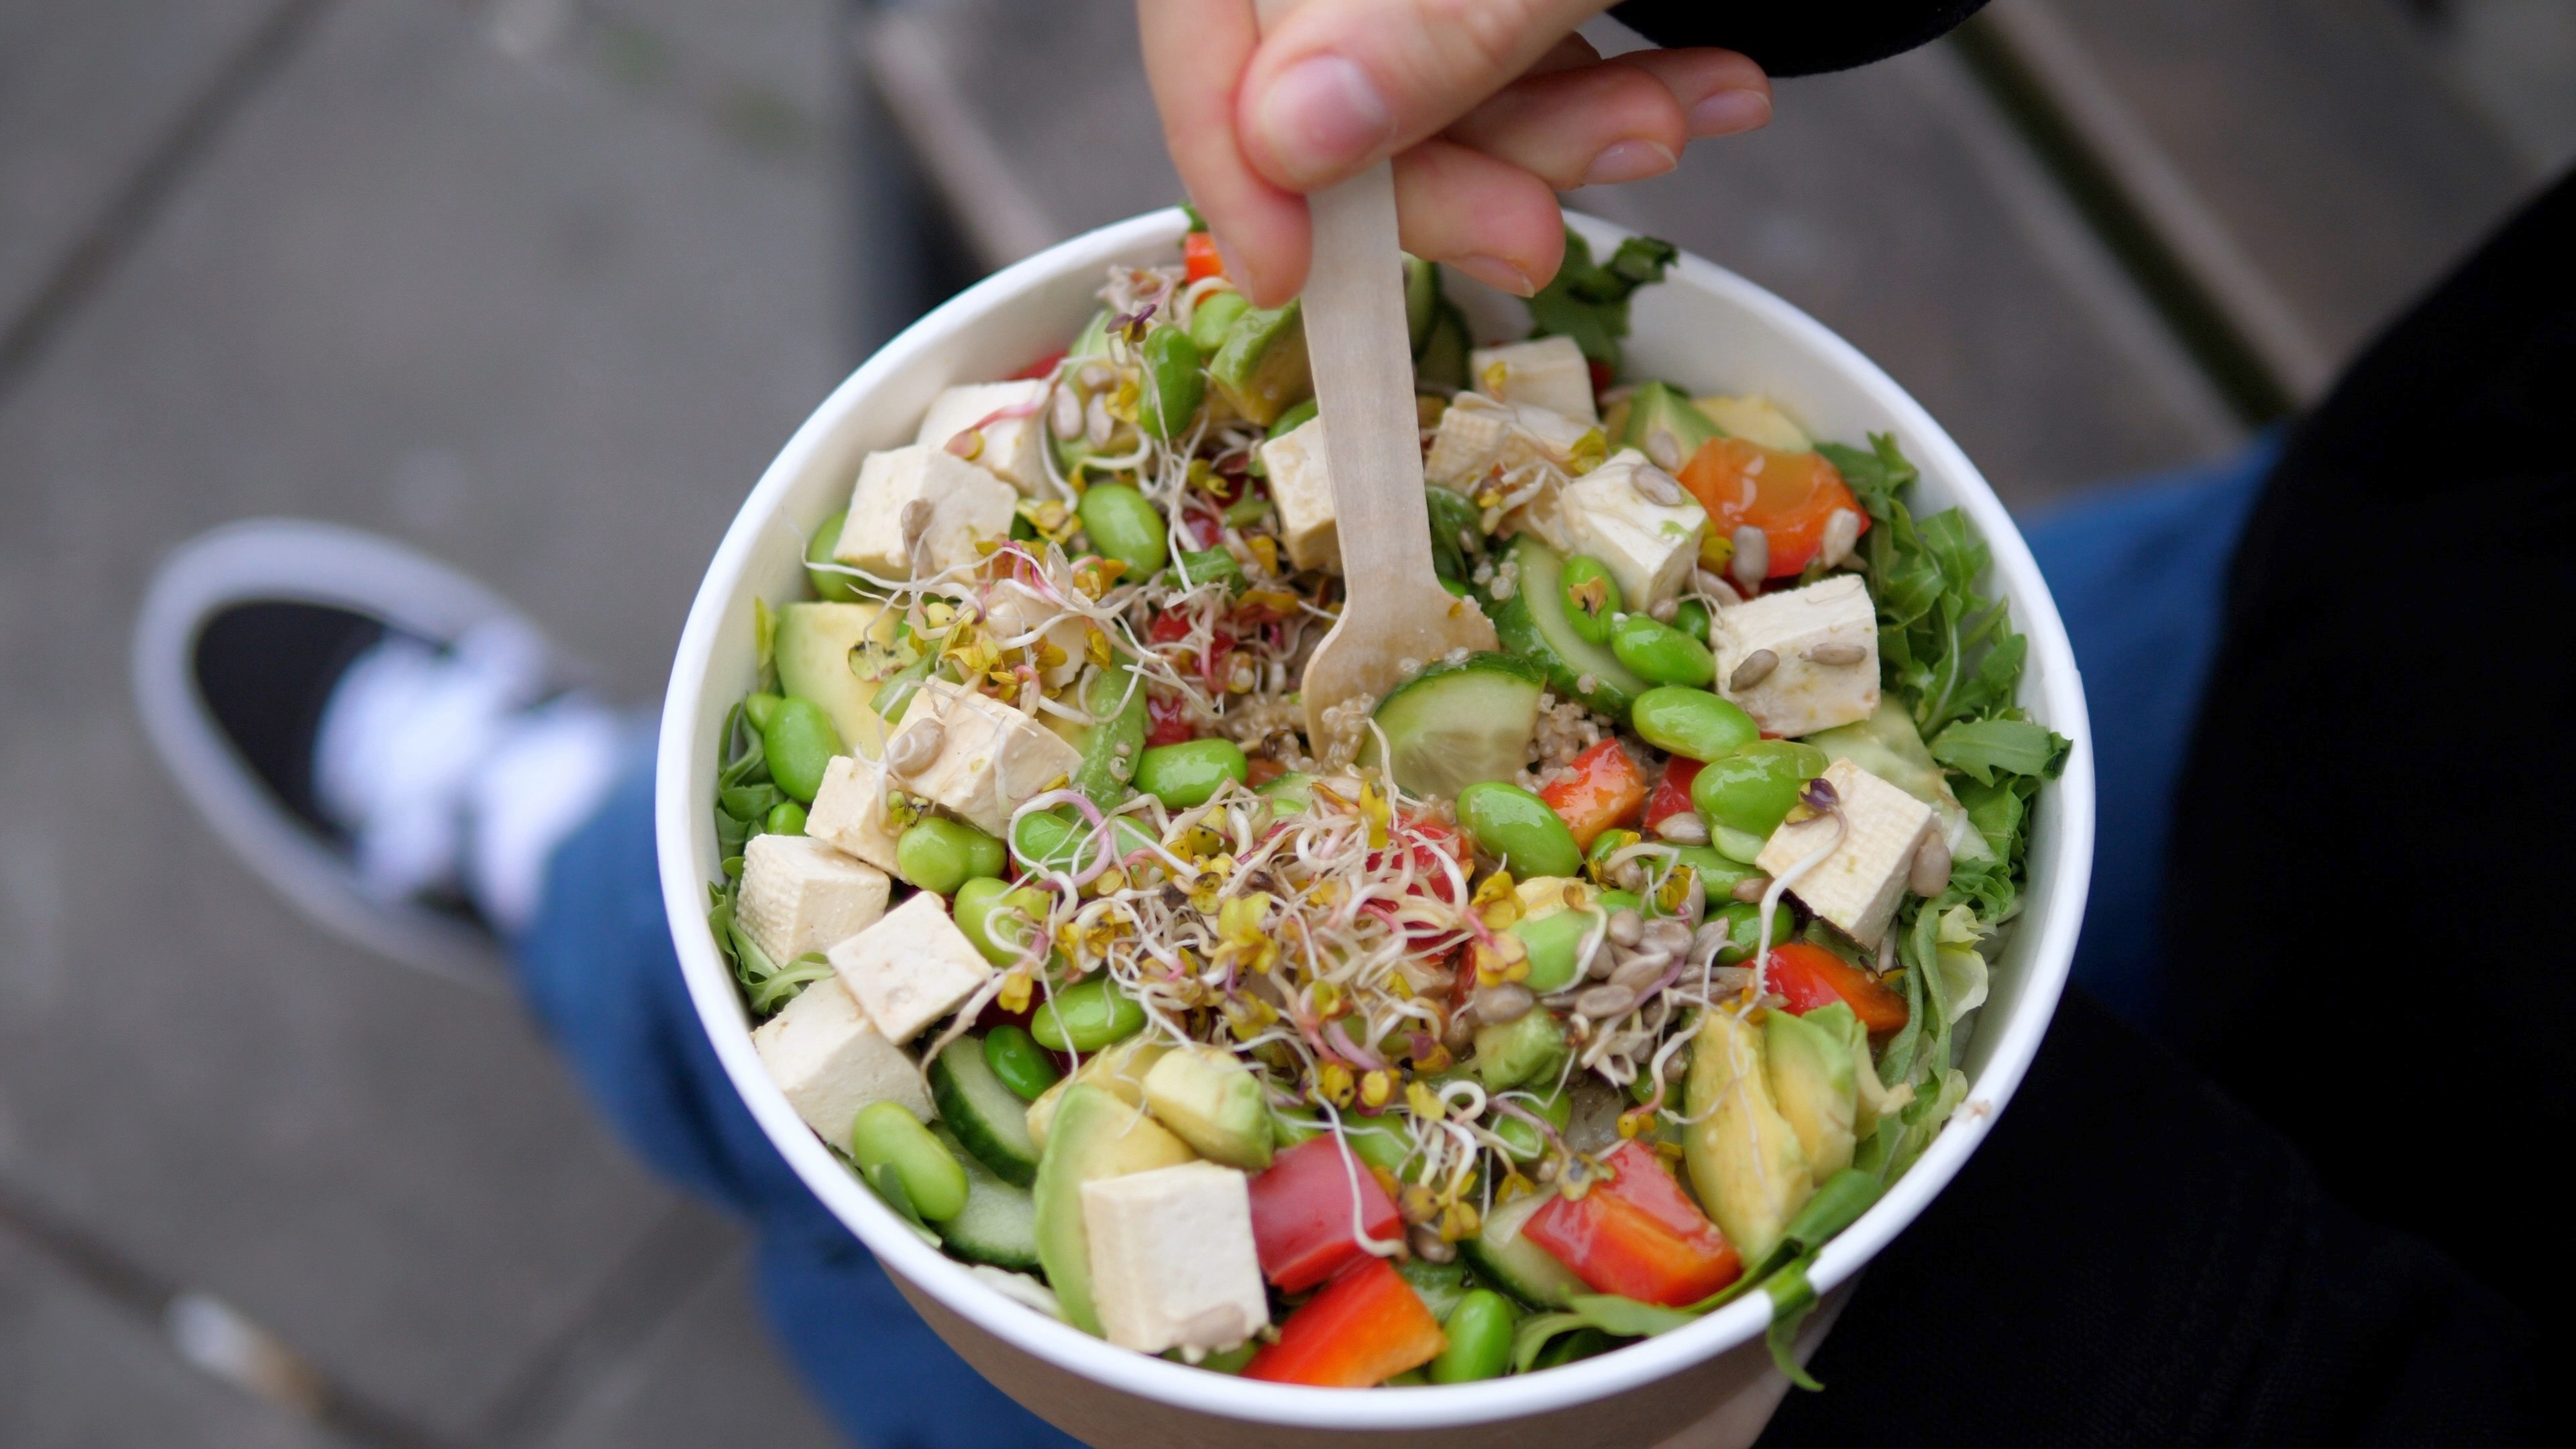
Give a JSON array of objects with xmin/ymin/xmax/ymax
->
[{"xmin": 511, "ymin": 439, "xmax": 2273, "ymax": 1446}]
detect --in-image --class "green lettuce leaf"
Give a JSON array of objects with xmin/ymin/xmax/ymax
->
[
  {"xmin": 1524, "ymin": 230, "xmax": 1677, "ymax": 367},
  {"xmin": 1929, "ymin": 715, "xmax": 2070, "ymax": 784}
]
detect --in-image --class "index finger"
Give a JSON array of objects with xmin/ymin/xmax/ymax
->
[
  {"xmin": 1237, "ymin": 0, "xmax": 1613, "ymax": 191},
  {"xmin": 1138, "ymin": 0, "xmax": 1312, "ymax": 304}
]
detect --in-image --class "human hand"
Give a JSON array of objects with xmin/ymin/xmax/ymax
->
[{"xmin": 1138, "ymin": 0, "xmax": 1771, "ymax": 306}]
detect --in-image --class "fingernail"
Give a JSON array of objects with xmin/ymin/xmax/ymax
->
[
  {"xmin": 1580, "ymin": 139, "xmax": 1678, "ymax": 187},
  {"xmin": 1687, "ymin": 88, "xmax": 1770, "ymax": 138},
  {"xmin": 1256, "ymin": 55, "xmax": 1394, "ymax": 184},
  {"xmin": 1453, "ymin": 254, "xmax": 1535, "ymax": 297}
]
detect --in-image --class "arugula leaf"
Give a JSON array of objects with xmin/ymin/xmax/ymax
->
[
  {"xmin": 1929, "ymin": 716, "xmax": 2070, "ymax": 784},
  {"xmin": 1815, "ymin": 434, "xmax": 1917, "ymax": 516},
  {"xmin": 1524, "ymin": 229, "xmax": 1677, "ymax": 367},
  {"xmin": 1424, "ymin": 486, "xmax": 1487, "ymax": 585}
]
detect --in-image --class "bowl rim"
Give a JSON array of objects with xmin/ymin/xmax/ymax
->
[{"xmin": 655, "ymin": 206, "xmax": 2094, "ymax": 1429}]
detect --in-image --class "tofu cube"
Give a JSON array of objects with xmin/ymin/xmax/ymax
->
[
  {"xmin": 751, "ymin": 975, "xmax": 932, "ymax": 1146},
  {"xmin": 1555, "ymin": 448, "xmax": 1707, "ymax": 610},
  {"xmin": 1423, "ymin": 393, "xmax": 1603, "ymax": 492},
  {"xmin": 833, "ymin": 445, "xmax": 1018, "ymax": 582},
  {"xmin": 983, "ymin": 586, "xmax": 1089, "ymax": 688},
  {"xmin": 827, "ymin": 892, "xmax": 995, "ymax": 1044},
  {"xmin": 1757, "ymin": 759, "xmax": 1936, "ymax": 949},
  {"xmin": 881, "ymin": 679, "xmax": 1083, "ymax": 836},
  {"xmin": 1081, "ymin": 1162, "xmax": 1270, "ymax": 1354},
  {"xmin": 915, "ymin": 380, "xmax": 1053, "ymax": 497},
  {"xmin": 1711, "ymin": 575, "xmax": 1881, "ymax": 738},
  {"xmin": 1256, "ymin": 417, "xmax": 1338, "ymax": 573},
  {"xmin": 736, "ymin": 833, "xmax": 892, "ymax": 963},
  {"xmin": 1472, "ymin": 335, "xmax": 1597, "ymax": 423},
  {"xmin": 806, "ymin": 754, "xmax": 905, "ymax": 873}
]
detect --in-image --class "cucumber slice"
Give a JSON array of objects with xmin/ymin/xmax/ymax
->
[
  {"xmin": 1360, "ymin": 652, "xmax": 1544, "ymax": 800},
  {"xmin": 1461, "ymin": 1190, "xmax": 1588, "ymax": 1308},
  {"xmin": 1491, "ymin": 534, "xmax": 1648, "ymax": 716},
  {"xmin": 931, "ymin": 1126, "xmax": 1042, "ymax": 1270},
  {"xmin": 930, "ymin": 1036, "xmax": 1041, "ymax": 1187}
]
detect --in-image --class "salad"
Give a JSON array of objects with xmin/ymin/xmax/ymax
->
[{"xmin": 706, "ymin": 223, "xmax": 2065, "ymax": 1390}]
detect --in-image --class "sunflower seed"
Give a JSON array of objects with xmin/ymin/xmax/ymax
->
[
  {"xmin": 1409, "ymin": 1224, "xmax": 1457, "ymax": 1263},
  {"xmin": 1694, "ymin": 570, "xmax": 1744, "ymax": 606},
  {"xmin": 1910, "ymin": 832, "xmax": 1953, "ymax": 896},
  {"xmin": 1805, "ymin": 641, "xmax": 1868, "ymax": 666},
  {"xmin": 1653, "ymin": 813, "xmax": 1709, "ymax": 845},
  {"xmin": 1819, "ymin": 507, "xmax": 1862, "ymax": 569},
  {"xmin": 1084, "ymin": 392, "xmax": 1114, "ymax": 447},
  {"xmin": 1729, "ymin": 525, "xmax": 1768, "ymax": 592},
  {"xmin": 1609, "ymin": 953, "xmax": 1669, "ymax": 992},
  {"xmin": 1731, "ymin": 873, "xmax": 1772, "ymax": 902},
  {"xmin": 1729, "ymin": 649, "xmax": 1778, "ymax": 690},
  {"xmin": 1642, "ymin": 917, "xmax": 1693, "ymax": 955},
  {"xmin": 1690, "ymin": 920, "xmax": 1731, "ymax": 961},
  {"xmin": 883, "ymin": 720, "xmax": 945, "ymax": 777},
  {"xmin": 1606, "ymin": 908, "xmax": 1644, "ymax": 948},
  {"xmin": 1589, "ymin": 945, "xmax": 1624, "ymax": 981},
  {"xmin": 1649, "ymin": 596, "xmax": 1680, "ymax": 623},
  {"xmin": 1077, "ymin": 360, "xmax": 1114, "ymax": 391},
  {"xmin": 1644, "ymin": 427, "xmax": 1684, "ymax": 472},
  {"xmin": 1631, "ymin": 464, "xmax": 1686, "ymax": 506},
  {"xmin": 900, "ymin": 498, "xmax": 934, "ymax": 544},
  {"xmin": 1472, "ymin": 981, "xmax": 1534, "ymax": 1024},
  {"xmin": 1050, "ymin": 384, "xmax": 1083, "ymax": 439},
  {"xmin": 1574, "ymin": 984, "xmax": 1638, "ymax": 1020}
]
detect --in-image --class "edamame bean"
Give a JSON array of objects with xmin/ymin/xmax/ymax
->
[
  {"xmin": 1132, "ymin": 738, "xmax": 1246, "ymax": 807},
  {"xmin": 1689, "ymin": 740, "xmax": 1829, "ymax": 837},
  {"xmin": 1609, "ymin": 612, "xmax": 1716, "ymax": 687},
  {"xmin": 1430, "ymin": 1291, "xmax": 1519, "ymax": 1383},
  {"xmin": 896, "ymin": 818, "xmax": 1007, "ymax": 894},
  {"xmin": 763, "ymin": 800, "xmax": 808, "ymax": 836},
  {"xmin": 953, "ymin": 877, "xmax": 1048, "ymax": 966},
  {"xmin": 1629, "ymin": 686, "xmax": 1759, "ymax": 762},
  {"xmin": 1077, "ymin": 483, "xmax": 1169, "ymax": 575},
  {"xmin": 743, "ymin": 692, "xmax": 783, "ymax": 732},
  {"xmin": 1141, "ymin": 326, "xmax": 1205, "ymax": 441},
  {"xmin": 981, "ymin": 1024, "xmax": 1061, "ymax": 1102},
  {"xmin": 1672, "ymin": 597, "xmax": 1711, "ymax": 645},
  {"xmin": 804, "ymin": 510, "xmax": 864, "ymax": 602},
  {"xmin": 1187, "ymin": 290, "xmax": 1249, "ymax": 354},
  {"xmin": 1029, "ymin": 975, "xmax": 1146, "ymax": 1052},
  {"xmin": 761, "ymin": 696, "xmax": 843, "ymax": 802},
  {"xmin": 1010, "ymin": 808, "xmax": 1157, "ymax": 875},
  {"xmin": 1456, "ymin": 782, "xmax": 1582, "ymax": 879},
  {"xmin": 1560, "ymin": 555, "xmax": 1623, "ymax": 645},
  {"xmin": 1511, "ymin": 910, "xmax": 1598, "ymax": 993},
  {"xmin": 1489, "ymin": 1088, "xmax": 1572, "ymax": 1163},
  {"xmin": 1396, "ymin": 1259, "xmax": 1472, "ymax": 1322},
  {"xmin": 849, "ymin": 1101, "xmax": 969, "ymax": 1222},
  {"xmin": 1711, "ymin": 900, "xmax": 1796, "ymax": 965}
]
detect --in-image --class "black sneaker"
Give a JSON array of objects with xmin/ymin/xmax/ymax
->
[{"xmin": 133, "ymin": 521, "xmax": 632, "ymax": 983}]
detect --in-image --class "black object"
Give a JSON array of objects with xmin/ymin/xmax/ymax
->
[
  {"xmin": 1613, "ymin": 1, "xmax": 1991, "ymax": 77},
  {"xmin": 192, "ymin": 601, "xmax": 385, "ymax": 835}
]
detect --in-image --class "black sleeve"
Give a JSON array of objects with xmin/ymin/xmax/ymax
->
[{"xmin": 1609, "ymin": 1, "xmax": 1988, "ymax": 76}]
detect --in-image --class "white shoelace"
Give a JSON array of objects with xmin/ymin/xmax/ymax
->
[{"xmin": 313, "ymin": 620, "xmax": 628, "ymax": 934}]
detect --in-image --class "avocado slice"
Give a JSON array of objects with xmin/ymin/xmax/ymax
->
[
  {"xmin": 1763, "ymin": 1008, "xmax": 1858, "ymax": 1183},
  {"xmin": 1693, "ymin": 394, "xmax": 1812, "ymax": 452},
  {"xmin": 773, "ymin": 601, "xmax": 894, "ymax": 761},
  {"xmin": 1621, "ymin": 382, "xmax": 1722, "ymax": 470},
  {"xmin": 1807, "ymin": 698, "xmax": 1994, "ymax": 863},
  {"xmin": 1209, "ymin": 301, "xmax": 1312, "ymax": 427},
  {"xmin": 1473, "ymin": 1010, "xmax": 1568, "ymax": 1092},
  {"xmin": 1142, "ymin": 1046, "xmax": 1273, "ymax": 1169},
  {"xmin": 1683, "ymin": 1009, "xmax": 1814, "ymax": 1265},
  {"xmin": 1024, "ymin": 1036, "xmax": 1171, "ymax": 1152},
  {"xmin": 1030, "ymin": 1083, "xmax": 1197, "ymax": 1335},
  {"xmin": 1270, "ymin": 1108, "xmax": 1411, "ymax": 1174}
]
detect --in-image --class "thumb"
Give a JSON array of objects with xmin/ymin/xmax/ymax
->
[{"xmin": 1238, "ymin": 0, "xmax": 1611, "ymax": 191}]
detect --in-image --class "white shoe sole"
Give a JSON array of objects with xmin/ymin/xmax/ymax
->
[{"xmin": 131, "ymin": 520, "xmax": 547, "ymax": 987}]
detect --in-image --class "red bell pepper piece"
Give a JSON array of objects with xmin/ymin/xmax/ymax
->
[
  {"xmin": 1183, "ymin": 230, "xmax": 1226, "ymax": 283},
  {"xmin": 1677, "ymin": 437, "xmax": 1870, "ymax": 579},
  {"xmin": 1248, "ymin": 1136, "xmax": 1403, "ymax": 1292},
  {"xmin": 1523, "ymin": 1140, "xmax": 1741, "ymax": 1307},
  {"xmin": 1766, "ymin": 942, "xmax": 1909, "ymax": 1036},
  {"xmin": 1242, "ymin": 1256, "xmax": 1446, "ymax": 1387},
  {"xmin": 1144, "ymin": 691, "xmax": 1196, "ymax": 747},
  {"xmin": 1643, "ymin": 757, "xmax": 1703, "ymax": 832},
  {"xmin": 1538, "ymin": 739, "xmax": 1648, "ymax": 851}
]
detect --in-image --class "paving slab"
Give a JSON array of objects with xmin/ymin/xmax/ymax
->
[
  {"xmin": 525, "ymin": 1245, "xmax": 848, "ymax": 1449},
  {"xmin": 0, "ymin": 0, "xmax": 282, "ymax": 330},
  {"xmin": 0, "ymin": 1226, "xmax": 335, "ymax": 1449},
  {"xmin": 0, "ymin": 0, "xmax": 845, "ymax": 1437}
]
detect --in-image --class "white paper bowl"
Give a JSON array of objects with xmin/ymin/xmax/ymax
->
[{"xmin": 657, "ymin": 209, "xmax": 2093, "ymax": 1446}]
